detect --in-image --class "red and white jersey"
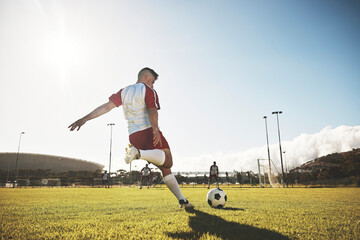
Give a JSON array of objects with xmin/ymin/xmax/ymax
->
[
  {"xmin": 109, "ymin": 82, "xmax": 160, "ymax": 135},
  {"xmin": 141, "ymin": 167, "xmax": 151, "ymax": 176},
  {"xmin": 210, "ymin": 165, "xmax": 218, "ymax": 175}
]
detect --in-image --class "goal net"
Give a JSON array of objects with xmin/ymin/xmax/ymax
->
[{"xmin": 257, "ymin": 159, "xmax": 282, "ymax": 188}]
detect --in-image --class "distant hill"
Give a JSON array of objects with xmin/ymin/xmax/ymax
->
[{"xmin": 290, "ymin": 148, "xmax": 360, "ymax": 179}]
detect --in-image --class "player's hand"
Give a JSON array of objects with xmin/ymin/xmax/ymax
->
[
  {"xmin": 68, "ymin": 118, "xmax": 86, "ymax": 131},
  {"xmin": 153, "ymin": 128, "xmax": 162, "ymax": 147}
]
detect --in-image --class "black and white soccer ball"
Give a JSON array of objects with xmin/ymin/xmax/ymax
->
[{"xmin": 207, "ymin": 188, "xmax": 227, "ymax": 209}]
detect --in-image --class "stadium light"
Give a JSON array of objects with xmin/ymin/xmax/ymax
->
[
  {"xmin": 263, "ymin": 116, "xmax": 272, "ymax": 179},
  {"xmin": 107, "ymin": 123, "xmax": 115, "ymax": 179},
  {"xmin": 272, "ymin": 111, "xmax": 286, "ymax": 187},
  {"xmin": 283, "ymin": 151, "xmax": 288, "ymax": 174},
  {"xmin": 14, "ymin": 131, "xmax": 25, "ymax": 187},
  {"xmin": 283, "ymin": 151, "xmax": 289, "ymax": 187}
]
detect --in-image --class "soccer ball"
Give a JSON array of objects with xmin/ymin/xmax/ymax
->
[{"xmin": 207, "ymin": 188, "xmax": 227, "ymax": 209}]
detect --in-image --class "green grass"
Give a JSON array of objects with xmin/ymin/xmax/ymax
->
[{"xmin": 1, "ymin": 186, "xmax": 359, "ymax": 239}]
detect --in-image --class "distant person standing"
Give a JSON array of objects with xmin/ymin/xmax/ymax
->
[
  {"xmin": 208, "ymin": 161, "xmax": 219, "ymax": 189},
  {"xmin": 140, "ymin": 164, "xmax": 151, "ymax": 189},
  {"xmin": 102, "ymin": 171, "xmax": 109, "ymax": 188}
]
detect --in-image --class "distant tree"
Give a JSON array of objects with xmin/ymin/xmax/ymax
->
[
  {"xmin": 175, "ymin": 172, "xmax": 187, "ymax": 184},
  {"xmin": 318, "ymin": 168, "xmax": 330, "ymax": 180},
  {"xmin": 299, "ymin": 172, "xmax": 312, "ymax": 185},
  {"xmin": 130, "ymin": 170, "xmax": 140, "ymax": 182},
  {"xmin": 341, "ymin": 151, "xmax": 360, "ymax": 177},
  {"xmin": 204, "ymin": 174, "xmax": 208, "ymax": 183},
  {"xmin": 175, "ymin": 172, "xmax": 182, "ymax": 182},
  {"xmin": 236, "ymin": 172, "xmax": 242, "ymax": 187}
]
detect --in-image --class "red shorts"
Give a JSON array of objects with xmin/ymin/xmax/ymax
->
[
  {"xmin": 141, "ymin": 176, "xmax": 150, "ymax": 180},
  {"xmin": 129, "ymin": 127, "xmax": 170, "ymax": 150}
]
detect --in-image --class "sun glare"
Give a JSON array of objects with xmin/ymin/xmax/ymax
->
[{"xmin": 43, "ymin": 31, "xmax": 85, "ymax": 86}]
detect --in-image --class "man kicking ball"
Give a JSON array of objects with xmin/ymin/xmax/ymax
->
[{"xmin": 68, "ymin": 67, "xmax": 193, "ymax": 209}]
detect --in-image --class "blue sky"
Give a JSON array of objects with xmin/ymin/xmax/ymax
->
[{"xmin": 0, "ymin": 0, "xmax": 359, "ymax": 173}]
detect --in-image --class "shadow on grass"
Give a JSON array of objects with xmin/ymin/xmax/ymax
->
[
  {"xmin": 221, "ymin": 207, "xmax": 245, "ymax": 211},
  {"xmin": 166, "ymin": 208, "xmax": 290, "ymax": 240}
]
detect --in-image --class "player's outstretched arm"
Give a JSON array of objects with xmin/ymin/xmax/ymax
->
[{"xmin": 68, "ymin": 101, "xmax": 116, "ymax": 131}]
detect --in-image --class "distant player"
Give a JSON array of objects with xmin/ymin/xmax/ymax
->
[
  {"xmin": 69, "ymin": 67, "xmax": 193, "ymax": 208},
  {"xmin": 208, "ymin": 161, "xmax": 219, "ymax": 189},
  {"xmin": 102, "ymin": 170, "xmax": 109, "ymax": 188},
  {"xmin": 152, "ymin": 173, "xmax": 160, "ymax": 188},
  {"xmin": 140, "ymin": 164, "xmax": 151, "ymax": 189}
]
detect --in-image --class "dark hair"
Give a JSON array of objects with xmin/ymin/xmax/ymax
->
[{"xmin": 138, "ymin": 67, "xmax": 159, "ymax": 80}]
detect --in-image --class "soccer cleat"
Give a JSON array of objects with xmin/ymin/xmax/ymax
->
[
  {"xmin": 179, "ymin": 199, "xmax": 194, "ymax": 209},
  {"xmin": 124, "ymin": 144, "xmax": 140, "ymax": 164}
]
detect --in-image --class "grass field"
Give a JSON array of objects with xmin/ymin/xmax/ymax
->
[{"xmin": 1, "ymin": 186, "xmax": 359, "ymax": 240}]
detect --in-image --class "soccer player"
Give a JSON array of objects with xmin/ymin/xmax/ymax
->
[
  {"xmin": 152, "ymin": 173, "xmax": 160, "ymax": 188},
  {"xmin": 139, "ymin": 164, "xmax": 151, "ymax": 189},
  {"xmin": 102, "ymin": 170, "xmax": 109, "ymax": 188},
  {"xmin": 68, "ymin": 67, "xmax": 193, "ymax": 208},
  {"xmin": 208, "ymin": 161, "xmax": 219, "ymax": 189}
]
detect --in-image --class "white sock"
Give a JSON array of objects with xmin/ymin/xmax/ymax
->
[
  {"xmin": 139, "ymin": 149, "xmax": 165, "ymax": 166},
  {"xmin": 163, "ymin": 174, "xmax": 186, "ymax": 201}
]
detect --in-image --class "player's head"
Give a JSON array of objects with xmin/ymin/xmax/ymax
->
[
  {"xmin": 138, "ymin": 67, "xmax": 158, "ymax": 87},
  {"xmin": 146, "ymin": 164, "xmax": 148, "ymax": 167},
  {"xmin": 213, "ymin": 161, "xmax": 216, "ymax": 165}
]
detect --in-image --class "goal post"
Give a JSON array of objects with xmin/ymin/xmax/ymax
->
[{"xmin": 257, "ymin": 159, "xmax": 282, "ymax": 188}]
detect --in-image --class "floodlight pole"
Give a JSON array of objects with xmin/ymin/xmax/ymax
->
[
  {"xmin": 14, "ymin": 132, "xmax": 25, "ymax": 187},
  {"xmin": 283, "ymin": 151, "xmax": 289, "ymax": 187},
  {"xmin": 263, "ymin": 116, "xmax": 272, "ymax": 178},
  {"xmin": 107, "ymin": 123, "xmax": 115, "ymax": 178},
  {"xmin": 283, "ymin": 151, "xmax": 288, "ymax": 174},
  {"xmin": 272, "ymin": 111, "xmax": 286, "ymax": 187}
]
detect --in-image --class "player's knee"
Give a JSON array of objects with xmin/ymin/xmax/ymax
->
[
  {"xmin": 163, "ymin": 157, "xmax": 173, "ymax": 168},
  {"xmin": 162, "ymin": 150, "xmax": 173, "ymax": 168},
  {"xmin": 160, "ymin": 166, "xmax": 171, "ymax": 177}
]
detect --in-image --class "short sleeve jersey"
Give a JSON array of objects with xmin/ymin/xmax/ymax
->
[
  {"xmin": 141, "ymin": 167, "xmax": 151, "ymax": 176},
  {"xmin": 103, "ymin": 173, "xmax": 108, "ymax": 180},
  {"xmin": 210, "ymin": 165, "xmax": 218, "ymax": 175},
  {"xmin": 109, "ymin": 83, "xmax": 160, "ymax": 135}
]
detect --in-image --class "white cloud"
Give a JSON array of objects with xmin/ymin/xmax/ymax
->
[{"xmin": 173, "ymin": 125, "xmax": 360, "ymax": 173}]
